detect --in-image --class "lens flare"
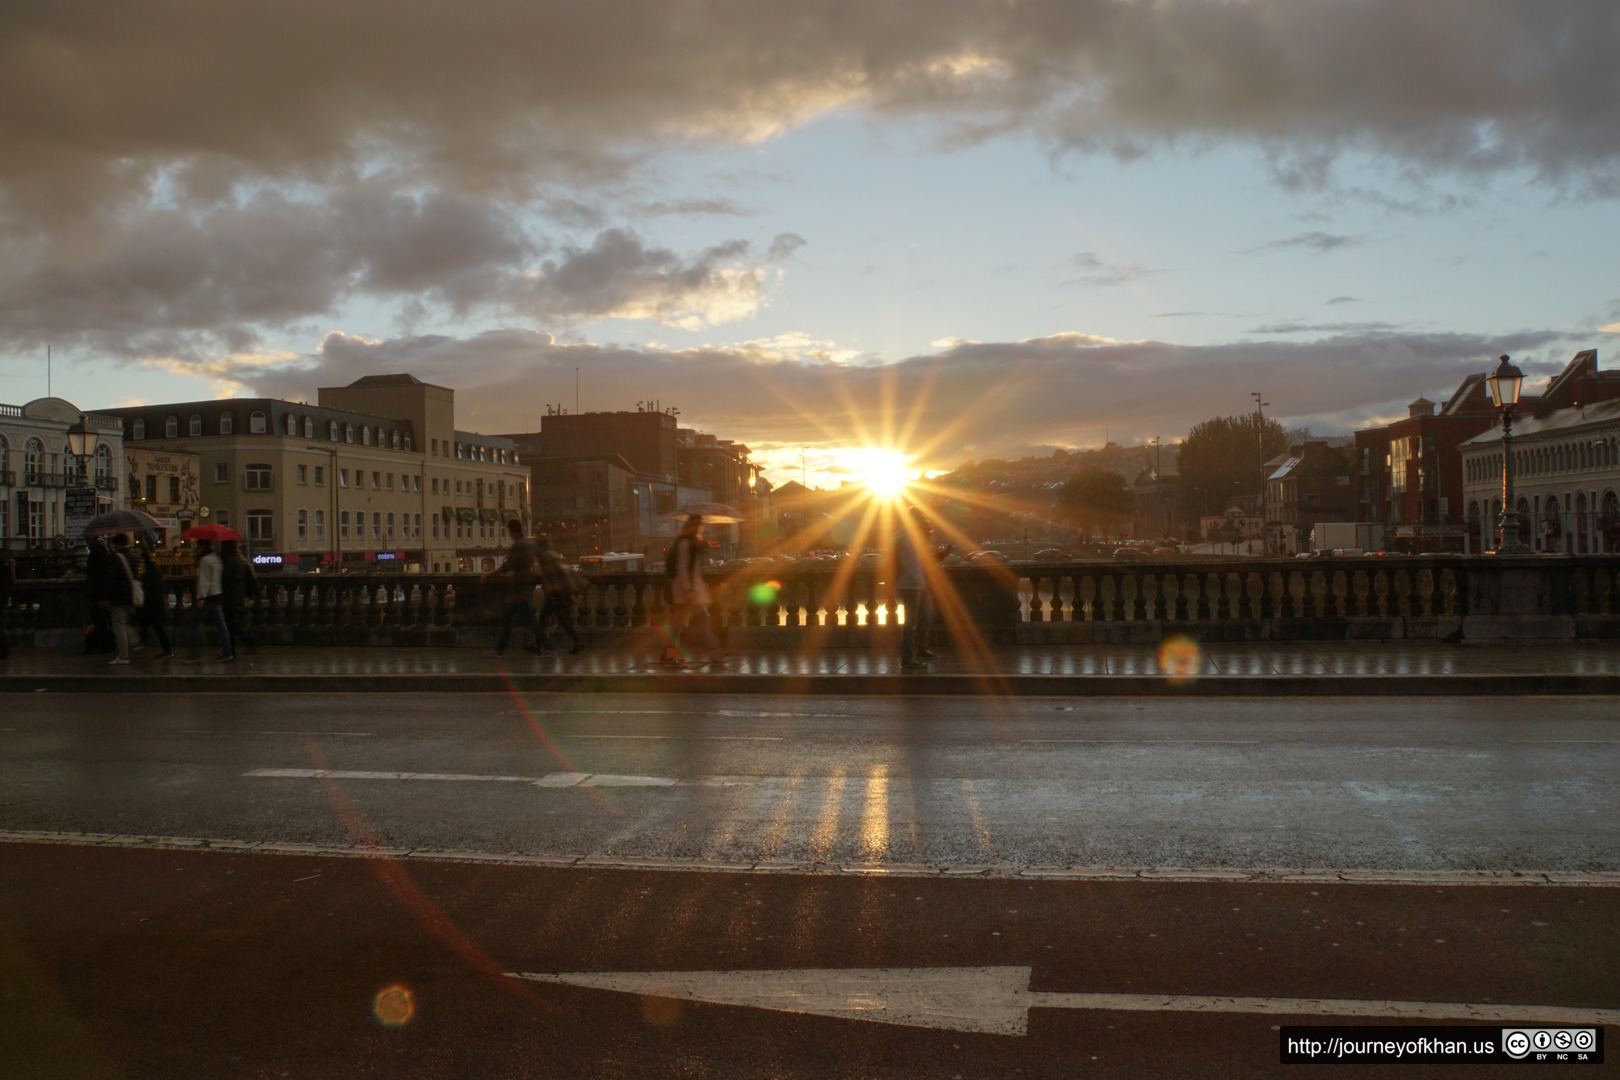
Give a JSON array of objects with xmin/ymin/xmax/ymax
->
[
  {"xmin": 1157, "ymin": 635, "xmax": 1203, "ymax": 686},
  {"xmin": 747, "ymin": 579, "xmax": 782, "ymax": 606},
  {"xmin": 373, "ymin": 984, "xmax": 416, "ymax": 1027}
]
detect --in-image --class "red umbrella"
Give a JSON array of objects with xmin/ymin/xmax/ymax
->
[{"xmin": 183, "ymin": 523, "xmax": 244, "ymax": 542}]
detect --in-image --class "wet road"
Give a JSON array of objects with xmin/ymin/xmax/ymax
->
[
  {"xmin": 2, "ymin": 692, "xmax": 1617, "ymax": 872},
  {"xmin": 3, "ymin": 691, "xmax": 1617, "ymax": 1077}
]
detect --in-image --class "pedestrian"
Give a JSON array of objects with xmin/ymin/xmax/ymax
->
[
  {"xmin": 82, "ymin": 536, "xmax": 117, "ymax": 654},
  {"xmin": 185, "ymin": 539, "xmax": 233, "ymax": 662},
  {"xmin": 534, "ymin": 535, "xmax": 585, "ymax": 655},
  {"xmin": 134, "ymin": 538, "xmax": 174, "ymax": 658},
  {"xmin": 481, "ymin": 519, "xmax": 540, "ymax": 657},
  {"xmin": 896, "ymin": 507, "xmax": 949, "ymax": 672},
  {"xmin": 104, "ymin": 533, "xmax": 139, "ymax": 665},
  {"xmin": 660, "ymin": 514, "xmax": 718, "ymax": 668},
  {"xmin": 0, "ymin": 550, "xmax": 15, "ymax": 661},
  {"xmin": 218, "ymin": 540, "xmax": 257, "ymax": 655}
]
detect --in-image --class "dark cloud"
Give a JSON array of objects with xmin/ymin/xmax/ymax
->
[
  {"xmin": 209, "ymin": 326, "xmax": 1574, "ymax": 474},
  {"xmin": 1245, "ymin": 232, "xmax": 1366, "ymax": 256}
]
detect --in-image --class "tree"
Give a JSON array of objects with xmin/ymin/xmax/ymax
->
[
  {"xmin": 1056, "ymin": 467, "xmax": 1136, "ymax": 539},
  {"xmin": 1177, "ymin": 414, "xmax": 1288, "ymax": 520}
]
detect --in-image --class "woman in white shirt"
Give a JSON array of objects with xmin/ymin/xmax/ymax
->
[{"xmin": 186, "ymin": 540, "xmax": 234, "ymax": 662}]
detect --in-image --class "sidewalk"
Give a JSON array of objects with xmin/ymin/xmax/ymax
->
[{"xmin": 3, "ymin": 640, "xmax": 1619, "ymax": 695}]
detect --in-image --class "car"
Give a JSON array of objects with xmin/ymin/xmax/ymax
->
[
  {"xmin": 1031, "ymin": 548, "xmax": 1071, "ymax": 562},
  {"xmin": 1112, "ymin": 548, "xmax": 1137, "ymax": 559}
]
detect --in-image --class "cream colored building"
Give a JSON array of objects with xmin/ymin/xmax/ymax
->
[
  {"xmin": 1, "ymin": 397, "xmax": 126, "ymax": 549},
  {"xmin": 97, "ymin": 374, "xmax": 529, "ymax": 573}
]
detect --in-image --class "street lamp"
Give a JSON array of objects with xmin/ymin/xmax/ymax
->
[
  {"xmin": 1486, "ymin": 354, "xmax": 1531, "ymax": 554},
  {"xmin": 64, "ymin": 414, "xmax": 99, "ymax": 484}
]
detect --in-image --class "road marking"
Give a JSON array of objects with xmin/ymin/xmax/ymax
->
[
  {"xmin": 245, "ymin": 767, "xmax": 685, "ymax": 787},
  {"xmin": 1020, "ymin": 739, "xmax": 1261, "ymax": 744},
  {"xmin": 507, "ymin": 965, "xmax": 1620, "ymax": 1036},
  {"xmin": 570, "ymin": 735, "xmax": 783, "ymax": 741},
  {"xmin": 185, "ymin": 730, "xmax": 374, "ymax": 737}
]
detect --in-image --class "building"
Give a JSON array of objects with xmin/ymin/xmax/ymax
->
[
  {"xmin": 1262, "ymin": 441, "xmax": 1356, "ymax": 554},
  {"xmin": 503, "ymin": 409, "xmax": 763, "ymax": 560},
  {"xmin": 96, "ymin": 374, "xmax": 529, "ymax": 573},
  {"xmin": 1, "ymin": 397, "xmax": 125, "ymax": 549},
  {"xmin": 1460, "ymin": 397, "xmax": 1620, "ymax": 553},
  {"xmin": 1353, "ymin": 350, "xmax": 1620, "ymax": 552}
]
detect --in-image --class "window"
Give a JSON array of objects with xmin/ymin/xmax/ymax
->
[
  {"xmin": 250, "ymin": 411, "xmax": 267, "ymax": 434},
  {"xmin": 314, "ymin": 509, "xmax": 324, "ymax": 542},
  {"xmin": 413, "ymin": 513, "xmax": 422, "ymax": 538},
  {"xmin": 247, "ymin": 510, "xmax": 273, "ymax": 544},
  {"xmin": 340, "ymin": 510, "xmax": 350, "ymax": 540},
  {"xmin": 286, "ymin": 414, "xmax": 298, "ymax": 437},
  {"xmin": 371, "ymin": 471, "xmax": 380, "ymax": 490},
  {"xmin": 431, "ymin": 477, "xmax": 438, "ymax": 494},
  {"xmin": 213, "ymin": 463, "xmax": 228, "ymax": 483},
  {"xmin": 431, "ymin": 439, "xmax": 438, "ymax": 455},
  {"xmin": 339, "ymin": 469, "xmax": 348, "ymax": 488},
  {"xmin": 391, "ymin": 431, "xmax": 400, "ymax": 450},
  {"xmin": 189, "ymin": 414, "xmax": 203, "ymax": 436},
  {"xmin": 132, "ymin": 418, "xmax": 146, "ymax": 440},
  {"xmin": 344, "ymin": 424, "xmax": 354, "ymax": 444},
  {"xmin": 297, "ymin": 509, "xmax": 308, "ymax": 541},
  {"xmin": 372, "ymin": 512, "xmax": 381, "ymax": 540},
  {"xmin": 145, "ymin": 475, "xmax": 158, "ymax": 502},
  {"xmin": 296, "ymin": 464, "xmax": 308, "ymax": 485},
  {"xmin": 220, "ymin": 412, "xmax": 233, "ymax": 435},
  {"xmin": 165, "ymin": 416, "xmax": 178, "ymax": 438},
  {"xmin": 402, "ymin": 433, "xmax": 412, "ymax": 451},
  {"xmin": 244, "ymin": 463, "xmax": 273, "ymax": 491},
  {"xmin": 329, "ymin": 420, "xmax": 339, "ymax": 441},
  {"xmin": 167, "ymin": 475, "xmax": 180, "ymax": 503},
  {"xmin": 362, "ymin": 426, "xmax": 372, "ymax": 447},
  {"xmin": 386, "ymin": 512, "xmax": 395, "ymax": 540},
  {"xmin": 215, "ymin": 508, "xmax": 230, "ymax": 527},
  {"xmin": 386, "ymin": 473, "xmax": 394, "ymax": 491},
  {"xmin": 304, "ymin": 417, "xmax": 315, "ymax": 439},
  {"xmin": 412, "ymin": 475, "xmax": 421, "ymax": 493},
  {"xmin": 313, "ymin": 465, "xmax": 324, "ymax": 486}
]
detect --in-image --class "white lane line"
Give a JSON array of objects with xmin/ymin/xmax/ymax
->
[
  {"xmin": 570, "ymin": 735, "xmax": 783, "ymax": 741},
  {"xmin": 184, "ymin": 730, "xmax": 374, "ymax": 737},
  {"xmin": 508, "ymin": 966, "xmax": 1620, "ymax": 1036},
  {"xmin": 1020, "ymin": 739, "xmax": 1262, "ymax": 744},
  {"xmin": 245, "ymin": 767, "xmax": 682, "ymax": 787}
]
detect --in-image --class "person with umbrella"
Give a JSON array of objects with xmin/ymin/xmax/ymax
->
[{"xmin": 102, "ymin": 534, "xmax": 140, "ymax": 665}]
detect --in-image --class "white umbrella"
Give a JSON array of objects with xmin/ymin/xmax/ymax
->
[
  {"xmin": 670, "ymin": 502, "xmax": 746, "ymax": 524},
  {"xmin": 82, "ymin": 508, "xmax": 165, "ymax": 536}
]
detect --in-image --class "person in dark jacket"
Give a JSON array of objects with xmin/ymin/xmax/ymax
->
[
  {"xmin": 104, "ymin": 533, "xmax": 138, "ymax": 664},
  {"xmin": 134, "ymin": 538, "xmax": 173, "ymax": 658},
  {"xmin": 481, "ymin": 519, "xmax": 540, "ymax": 656},
  {"xmin": 218, "ymin": 540, "xmax": 256, "ymax": 656},
  {"xmin": 535, "ymin": 536, "xmax": 585, "ymax": 655},
  {"xmin": 0, "ymin": 552, "xmax": 15, "ymax": 660},
  {"xmin": 83, "ymin": 536, "xmax": 119, "ymax": 654}
]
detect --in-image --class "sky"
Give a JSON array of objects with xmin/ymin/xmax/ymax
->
[{"xmin": 2, "ymin": 0, "xmax": 1619, "ymax": 490}]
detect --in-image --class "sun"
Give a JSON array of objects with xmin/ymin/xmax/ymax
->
[{"xmin": 845, "ymin": 447, "xmax": 913, "ymax": 500}]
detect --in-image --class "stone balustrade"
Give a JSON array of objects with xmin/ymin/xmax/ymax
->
[{"xmin": 4, "ymin": 555, "xmax": 1620, "ymax": 648}]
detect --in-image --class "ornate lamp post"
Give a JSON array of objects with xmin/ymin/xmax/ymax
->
[
  {"xmin": 1486, "ymin": 354, "xmax": 1532, "ymax": 554},
  {"xmin": 64, "ymin": 414, "xmax": 99, "ymax": 484}
]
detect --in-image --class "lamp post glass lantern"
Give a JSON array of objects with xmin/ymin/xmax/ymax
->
[{"xmin": 1487, "ymin": 354, "xmax": 1531, "ymax": 554}]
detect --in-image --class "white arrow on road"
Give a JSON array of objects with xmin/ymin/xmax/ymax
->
[{"xmin": 506, "ymin": 966, "xmax": 1620, "ymax": 1036}]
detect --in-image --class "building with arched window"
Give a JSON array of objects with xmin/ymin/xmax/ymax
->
[
  {"xmin": 0, "ymin": 397, "xmax": 126, "ymax": 549},
  {"xmin": 1460, "ymin": 396, "xmax": 1620, "ymax": 553}
]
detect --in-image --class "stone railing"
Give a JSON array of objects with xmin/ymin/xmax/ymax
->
[{"xmin": 3, "ymin": 555, "xmax": 1620, "ymax": 648}]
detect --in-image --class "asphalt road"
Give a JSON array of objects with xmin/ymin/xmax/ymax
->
[{"xmin": 3, "ymin": 692, "xmax": 1617, "ymax": 1078}]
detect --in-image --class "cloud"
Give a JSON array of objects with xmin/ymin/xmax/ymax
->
[
  {"xmin": 1245, "ymin": 232, "xmax": 1366, "ymax": 256},
  {"xmin": 1063, "ymin": 252, "xmax": 1169, "ymax": 288},
  {"xmin": 179, "ymin": 325, "xmax": 1575, "ymax": 478}
]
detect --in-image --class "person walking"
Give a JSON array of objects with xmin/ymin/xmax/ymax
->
[
  {"xmin": 534, "ymin": 535, "xmax": 585, "ymax": 655},
  {"xmin": 82, "ymin": 536, "xmax": 117, "ymax": 654},
  {"xmin": 218, "ymin": 540, "xmax": 257, "ymax": 656},
  {"xmin": 104, "ymin": 533, "xmax": 139, "ymax": 665},
  {"xmin": 660, "ymin": 514, "xmax": 717, "ymax": 668},
  {"xmin": 186, "ymin": 539, "xmax": 232, "ymax": 661},
  {"xmin": 0, "ymin": 551, "xmax": 14, "ymax": 661},
  {"xmin": 896, "ymin": 507, "xmax": 948, "ymax": 672},
  {"xmin": 134, "ymin": 538, "xmax": 173, "ymax": 658},
  {"xmin": 482, "ymin": 519, "xmax": 540, "ymax": 657}
]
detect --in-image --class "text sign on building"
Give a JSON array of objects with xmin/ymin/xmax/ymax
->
[{"xmin": 65, "ymin": 488, "xmax": 98, "ymax": 541}]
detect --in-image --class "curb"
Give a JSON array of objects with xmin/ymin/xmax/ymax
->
[{"xmin": 6, "ymin": 673, "xmax": 1620, "ymax": 696}]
